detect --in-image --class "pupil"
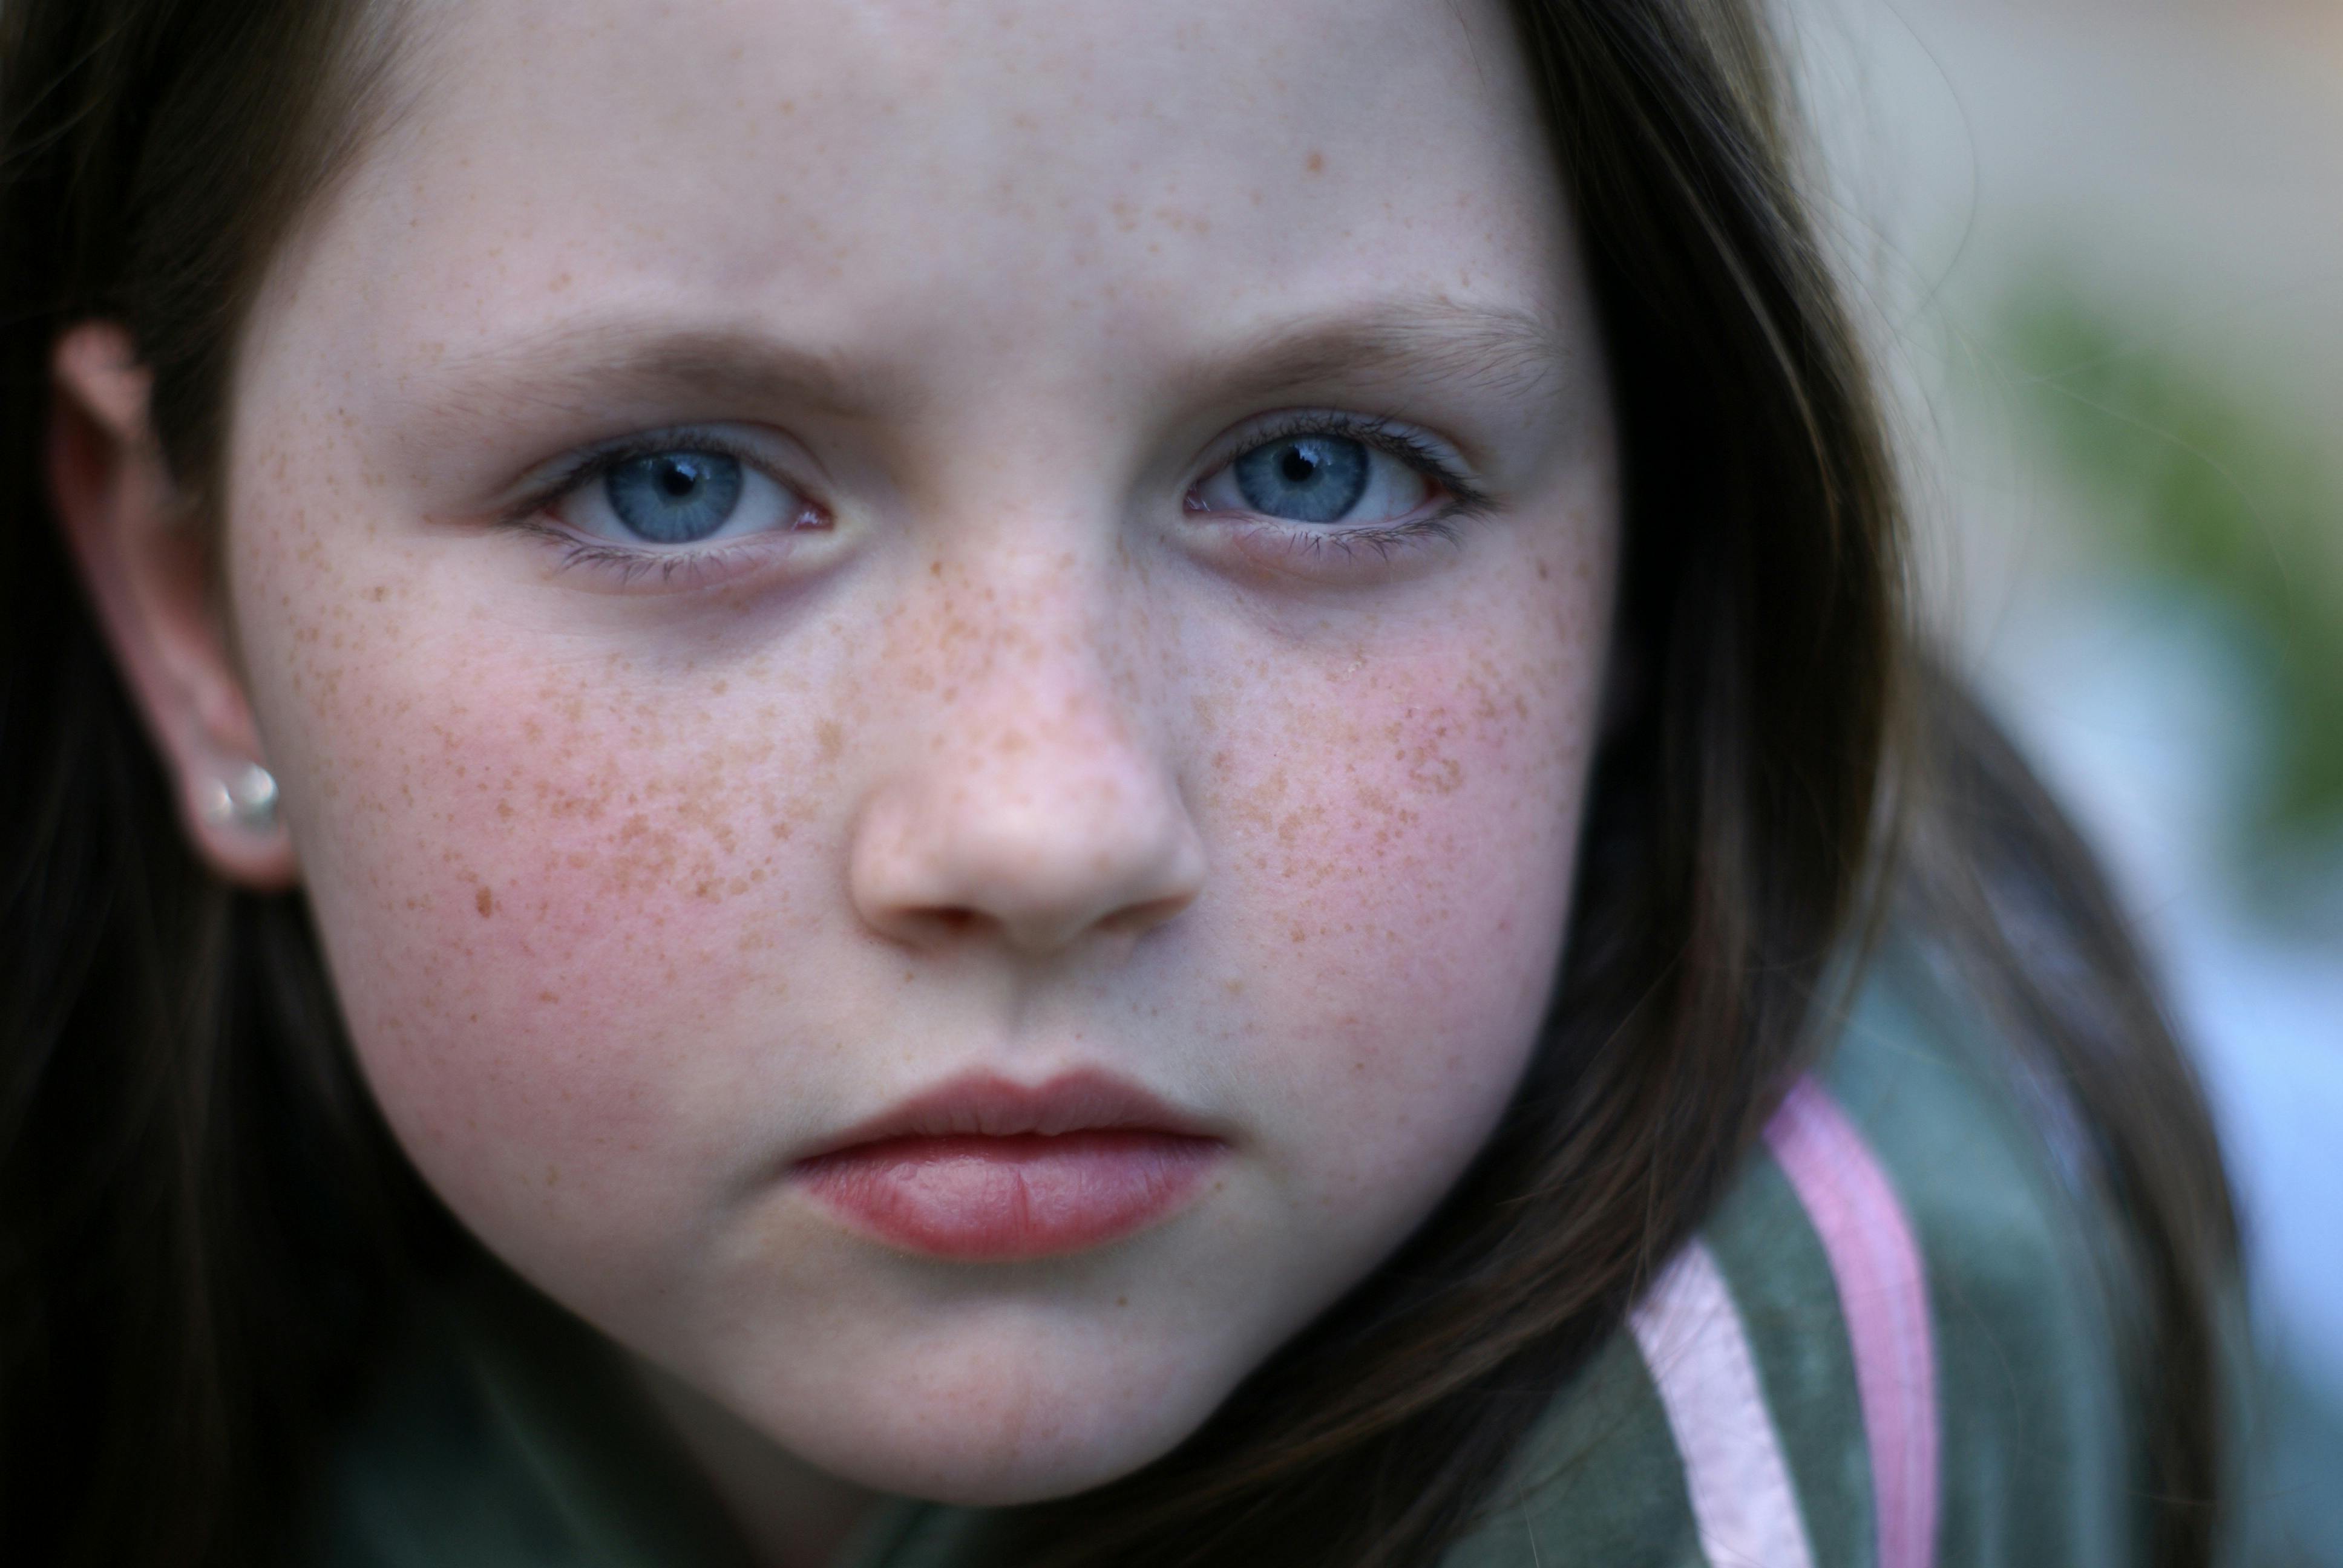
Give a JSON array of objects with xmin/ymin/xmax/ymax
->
[
  {"xmin": 657, "ymin": 459, "xmax": 699, "ymax": 498},
  {"xmin": 1279, "ymin": 446, "xmax": 1319, "ymax": 484}
]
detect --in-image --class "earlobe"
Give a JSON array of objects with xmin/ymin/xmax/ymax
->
[{"xmin": 48, "ymin": 321, "xmax": 299, "ymax": 890}]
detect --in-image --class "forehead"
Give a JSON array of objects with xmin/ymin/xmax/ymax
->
[{"xmin": 283, "ymin": 0, "xmax": 1571, "ymax": 384}]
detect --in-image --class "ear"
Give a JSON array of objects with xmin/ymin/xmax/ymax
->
[{"xmin": 48, "ymin": 321, "xmax": 298, "ymax": 889}]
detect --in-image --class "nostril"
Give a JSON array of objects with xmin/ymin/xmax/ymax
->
[
  {"xmin": 881, "ymin": 906, "xmax": 980, "ymax": 949},
  {"xmin": 1101, "ymin": 890, "xmax": 1197, "ymax": 937}
]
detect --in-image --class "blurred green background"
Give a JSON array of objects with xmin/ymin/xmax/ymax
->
[{"xmin": 2001, "ymin": 281, "xmax": 2343, "ymax": 907}]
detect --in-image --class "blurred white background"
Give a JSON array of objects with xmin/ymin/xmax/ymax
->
[{"xmin": 1788, "ymin": 1, "xmax": 2342, "ymax": 1558}]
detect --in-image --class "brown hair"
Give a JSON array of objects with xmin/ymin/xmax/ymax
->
[
  {"xmin": 0, "ymin": 3, "xmax": 449, "ymax": 1563},
  {"xmin": 0, "ymin": 2, "xmax": 2235, "ymax": 1566}
]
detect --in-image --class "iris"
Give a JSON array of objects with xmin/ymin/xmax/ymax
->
[
  {"xmin": 1231, "ymin": 436, "xmax": 1369, "ymax": 523},
  {"xmin": 606, "ymin": 452, "xmax": 745, "ymax": 544}
]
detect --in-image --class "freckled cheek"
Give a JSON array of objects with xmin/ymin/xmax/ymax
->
[
  {"xmin": 289, "ymin": 675, "xmax": 837, "ymax": 1221},
  {"xmin": 1201, "ymin": 687, "xmax": 1587, "ymax": 1183}
]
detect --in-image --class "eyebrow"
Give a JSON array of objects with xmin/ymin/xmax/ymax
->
[
  {"xmin": 1185, "ymin": 298, "xmax": 1576, "ymax": 411},
  {"xmin": 411, "ymin": 296, "xmax": 1575, "ymax": 433},
  {"xmin": 421, "ymin": 321, "xmax": 900, "ymax": 428}
]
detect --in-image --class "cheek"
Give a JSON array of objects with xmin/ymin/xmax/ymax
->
[
  {"xmin": 1187, "ymin": 585, "xmax": 1604, "ymax": 1208},
  {"xmin": 310, "ymin": 679, "xmax": 821, "ymax": 1207},
  {"xmin": 1214, "ymin": 681, "xmax": 1565, "ymax": 1008},
  {"xmin": 234, "ymin": 506, "xmax": 839, "ymax": 1230}
]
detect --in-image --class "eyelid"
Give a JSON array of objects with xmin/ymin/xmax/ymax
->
[
  {"xmin": 506, "ymin": 523, "xmax": 795, "ymax": 590},
  {"xmin": 1192, "ymin": 409, "xmax": 1490, "ymax": 512},
  {"xmin": 493, "ymin": 422, "xmax": 814, "ymax": 529}
]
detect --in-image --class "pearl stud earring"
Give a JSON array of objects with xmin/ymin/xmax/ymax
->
[{"xmin": 199, "ymin": 762, "xmax": 280, "ymax": 832}]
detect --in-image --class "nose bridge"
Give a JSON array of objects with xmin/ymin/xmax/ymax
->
[
  {"xmin": 922, "ymin": 530, "xmax": 1144, "ymax": 771},
  {"xmin": 851, "ymin": 528, "xmax": 1203, "ymax": 953}
]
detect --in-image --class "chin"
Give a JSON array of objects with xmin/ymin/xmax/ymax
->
[
  {"xmin": 741, "ymin": 1333, "xmax": 1246, "ymax": 1507},
  {"xmin": 844, "ymin": 1434, "xmax": 1175, "ymax": 1509}
]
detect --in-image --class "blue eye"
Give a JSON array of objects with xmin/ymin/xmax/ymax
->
[
  {"xmin": 540, "ymin": 430, "xmax": 821, "ymax": 557},
  {"xmin": 1232, "ymin": 436, "xmax": 1369, "ymax": 523},
  {"xmin": 1192, "ymin": 419, "xmax": 1440, "ymax": 529},
  {"xmin": 606, "ymin": 451, "xmax": 745, "ymax": 544}
]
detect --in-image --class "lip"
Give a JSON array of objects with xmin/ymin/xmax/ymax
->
[{"xmin": 792, "ymin": 1070, "xmax": 1225, "ymax": 1261}]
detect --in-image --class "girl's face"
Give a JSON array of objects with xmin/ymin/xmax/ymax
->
[{"xmin": 229, "ymin": 0, "xmax": 1615, "ymax": 1503}]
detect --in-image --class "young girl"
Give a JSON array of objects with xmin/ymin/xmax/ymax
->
[{"xmin": 0, "ymin": 1, "xmax": 2238, "ymax": 1566}]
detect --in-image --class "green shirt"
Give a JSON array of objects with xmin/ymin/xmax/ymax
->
[{"xmin": 308, "ymin": 944, "xmax": 2155, "ymax": 1568}]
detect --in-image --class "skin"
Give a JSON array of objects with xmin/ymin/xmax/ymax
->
[{"xmin": 56, "ymin": 0, "xmax": 1618, "ymax": 1560}]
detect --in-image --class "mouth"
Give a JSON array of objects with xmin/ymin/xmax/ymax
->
[{"xmin": 791, "ymin": 1070, "xmax": 1225, "ymax": 1261}]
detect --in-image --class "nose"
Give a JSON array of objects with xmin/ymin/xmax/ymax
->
[{"xmin": 848, "ymin": 567, "xmax": 1207, "ymax": 956}]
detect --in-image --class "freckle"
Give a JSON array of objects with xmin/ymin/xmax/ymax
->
[
  {"xmin": 1224, "ymin": 978, "xmax": 1244, "ymax": 996},
  {"xmin": 476, "ymin": 887, "xmax": 494, "ymax": 917},
  {"xmin": 1305, "ymin": 150, "xmax": 1325, "ymax": 174},
  {"xmin": 545, "ymin": 1165, "xmax": 560, "ymax": 1187},
  {"xmin": 817, "ymin": 721, "xmax": 844, "ymax": 762}
]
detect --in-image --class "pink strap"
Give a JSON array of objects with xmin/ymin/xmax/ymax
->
[
  {"xmin": 1765, "ymin": 1078, "xmax": 1940, "ymax": 1568},
  {"xmin": 1630, "ymin": 1242, "xmax": 1820, "ymax": 1568}
]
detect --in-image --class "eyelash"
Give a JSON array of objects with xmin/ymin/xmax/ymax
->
[
  {"xmin": 498, "ymin": 426, "xmax": 814, "ymax": 586},
  {"xmin": 500, "ymin": 411, "xmax": 1491, "ymax": 584},
  {"xmin": 1193, "ymin": 410, "xmax": 1491, "ymax": 560}
]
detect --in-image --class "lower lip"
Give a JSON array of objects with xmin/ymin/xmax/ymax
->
[{"xmin": 796, "ymin": 1131, "xmax": 1222, "ymax": 1261}]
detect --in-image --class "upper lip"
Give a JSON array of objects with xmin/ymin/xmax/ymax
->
[{"xmin": 794, "ymin": 1068, "xmax": 1221, "ymax": 1163}]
